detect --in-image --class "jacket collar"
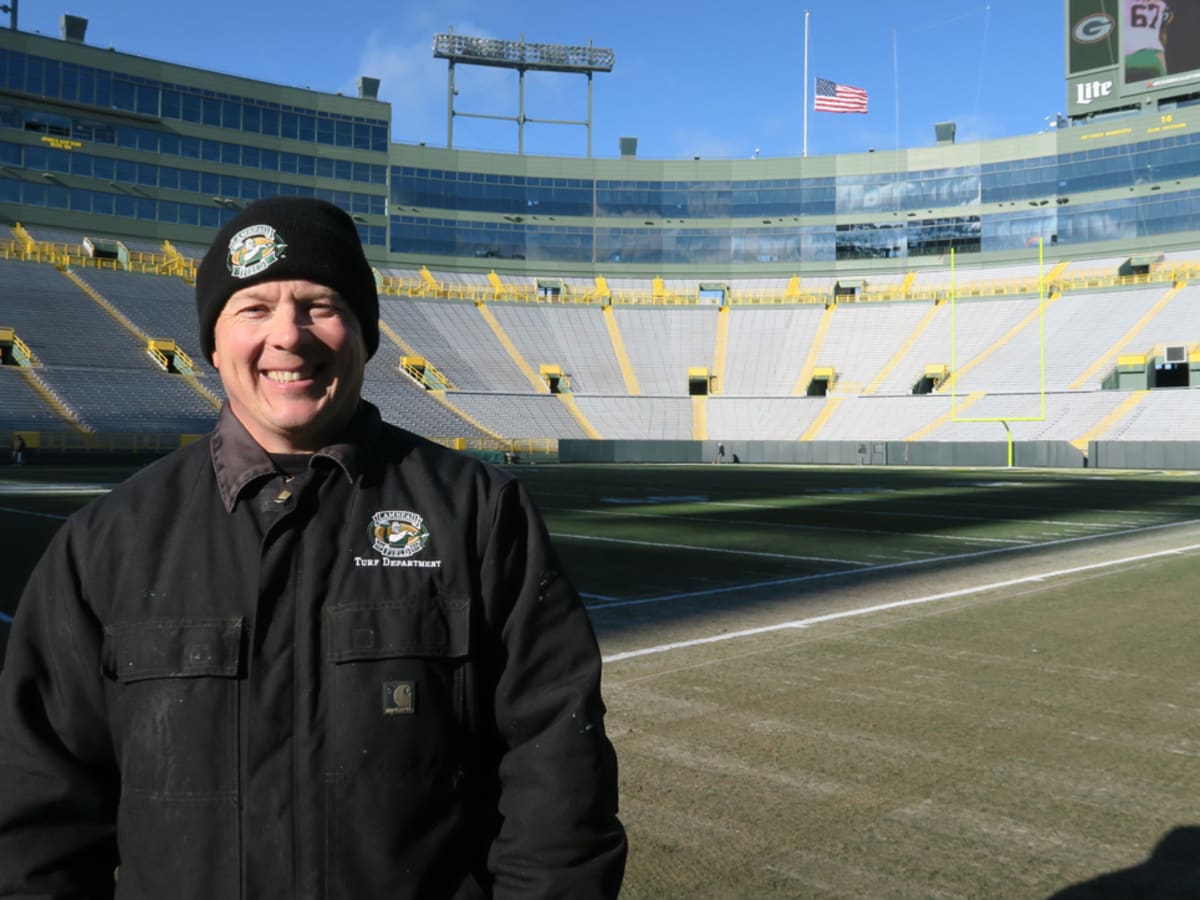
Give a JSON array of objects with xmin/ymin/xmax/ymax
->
[{"xmin": 210, "ymin": 402, "xmax": 379, "ymax": 512}]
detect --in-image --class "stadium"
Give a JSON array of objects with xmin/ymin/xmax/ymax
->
[{"xmin": 2, "ymin": 2, "xmax": 1200, "ymax": 897}]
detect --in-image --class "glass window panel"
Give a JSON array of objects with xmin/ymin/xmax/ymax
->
[
  {"xmin": 69, "ymin": 152, "xmax": 93, "ymax": 177},
  {"xmin": 281, "ymin": 111, "xmax": 298, "ymax": 140},
  {"xmin": 112, "ymin": 79, "xmax": 138, "ymax": 112},
  {"xmin": 60, "ymin": 63, "xmax": 78, "ymax": 102},
  {"xmin": 243, "ymin": 104, "xmax": 261, "ymax": 133},
  {"xmin": 136, "ymin": 84, "xmax": 158, "ymax": 116},
  {"xmin": 93, "ymin": 191, "xmax": 114, "ymax": 216},
  {"xmin": 46, "ymin": 184, "xmax": 69, "ymax": 209},
  {"xmin": 161, "ymin": 89, "xmax": 181, "ymax": 119},
  {"xmin": 94, "ymin": 70, "xmax": 111, "ymax": 108},
  {"xmin": 181, "ymin": 93, "xmax": 202, "ymax": 123},
  {"xmin": 202, "ymin": 97, "xmax": 221, "ymax": 126}
]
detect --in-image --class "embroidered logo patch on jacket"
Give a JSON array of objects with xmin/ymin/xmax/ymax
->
[{"xmin": 369, "ymin": 510, "xmax": 431, "ymax": 559}]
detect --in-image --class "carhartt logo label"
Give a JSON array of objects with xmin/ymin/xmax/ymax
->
[
  {"xmin": 382, "ymin": 681, "xmax": 415, "ymax": 715},
  {"xmin": 227, "ymin": 224, "xmax": 287, "ymax": 278},
  {"xmin": 1076, "ymin": 80, "xmax": 1113, "ymax": 105}
]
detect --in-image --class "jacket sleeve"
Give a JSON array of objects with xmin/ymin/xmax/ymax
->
[
  {"xmin": 0, "ymin": 521, "xmax": 119, "ymax": 897},
  {"xmin": 481, "ymin": 478, "xmax": 627, "ymax": 899}
]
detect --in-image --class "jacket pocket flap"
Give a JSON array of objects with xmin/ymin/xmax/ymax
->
[
  {"xmin": 103, "ymin": 619, "xmax": 244, "ymax": 683},
  {"xmin": 325, "ymin": 599, "xmax": 469, "ymax": 662}
]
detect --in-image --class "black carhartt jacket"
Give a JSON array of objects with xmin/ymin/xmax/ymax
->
[{"xmin": 0, "ymin": 404, "xmax": 626, "ymax": 898}]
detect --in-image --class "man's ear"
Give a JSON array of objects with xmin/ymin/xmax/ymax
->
[{"xmin": 211, "ymin": 349, "xmax": 220, "ymax": 369}]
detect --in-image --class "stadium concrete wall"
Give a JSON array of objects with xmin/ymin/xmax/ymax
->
[
  {"xmin": 1088, "ymin": 442, "xmax": 1200, "ymax": 470},
  {"xmin": 558, "ymin": 440, "xmax": 1089, "ymax": 468}
]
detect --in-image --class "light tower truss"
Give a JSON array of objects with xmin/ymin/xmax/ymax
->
[{"xmin": 433, "ymin": 30, "xmax": 615, "ymax": 157}]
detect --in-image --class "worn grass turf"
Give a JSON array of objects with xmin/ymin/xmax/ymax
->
[{"xmin": 2, "ymin": 463, "xmax": 1198, "ymax": 896}]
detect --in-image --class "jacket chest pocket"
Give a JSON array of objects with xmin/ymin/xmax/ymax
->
[
  {"xmin": 324, "ymin": 598, "xmax": 470, "ymax": 783},
  {"xmin": 101, "ymin": 619, "xmax": 243, "ymax": 797}
]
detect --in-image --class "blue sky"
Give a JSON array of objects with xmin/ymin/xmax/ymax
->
[{"xmin": 21, "ymin": 1, "xmax": 1066, "ymax": 159}]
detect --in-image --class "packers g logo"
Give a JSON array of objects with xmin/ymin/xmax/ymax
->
[
  {"xmin": 227, "ymin": 224, "xmax": 287, "ymax": 279},
  {"xmin": 1073, "ymin": 13, "xmax": 1114, "ymax": 43},
  {"xmin": 370, "ymin": 510, "xmax": 431, "ymax": 559}
]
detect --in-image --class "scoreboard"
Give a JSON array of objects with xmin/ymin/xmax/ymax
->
[{"xmin": 1065, "ymin": 0, "xmax": 1200, "ymax": 118}]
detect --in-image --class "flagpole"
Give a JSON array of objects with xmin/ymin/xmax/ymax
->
[{"xmin": 803, "ymin": 9, "xmax": 809, "ymax": 158}]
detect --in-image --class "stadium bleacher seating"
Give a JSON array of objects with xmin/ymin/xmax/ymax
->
[{"xmin": 3, "ymin": 249, "xmax": 1199, "ymax": 456}]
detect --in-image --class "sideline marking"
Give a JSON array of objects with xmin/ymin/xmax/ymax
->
[
  {"xmin": 589, "ymin": 517, "xmax": 1200, "ymax": 611},
  {"xmin": 0, "ymin": 505, "xmax": 70, "ymax": 521},
  {"xmin": 602, "ymin": 541, "xmax": 1200, "ymax": 663},
  {"xmin": 553, "ymin": 532, "xmax": 863, "ymax": 566}
]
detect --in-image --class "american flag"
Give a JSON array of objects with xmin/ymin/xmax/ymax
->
[{"xmin": 814, "ymin": 77, "xmax": 868, "ymax": 114}]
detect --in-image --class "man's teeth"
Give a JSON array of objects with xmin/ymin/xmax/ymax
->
[{"xmin": 265, "ymin": 370, "xmax": 306, "ymax": 383}]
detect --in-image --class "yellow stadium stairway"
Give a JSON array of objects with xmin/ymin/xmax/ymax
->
[
  {"xmin": 1070, "ymin": 390, "xmax": 1150, "ymax": 451},
  {"xmin": 798, "ymin": 396, "xmax": 843, "ymax": 441},
  {"xmin": 863, "ymin": 301, "xmax": 942, "ymax": 394},
  {"xmin": 18, "ymin": 367, "xmax": 90, "ymax": 433},
  {"xmin": 603, "ymin": 305, "xmax": 640, "ymax": 395},
  {"xmin": 1069, "ymin": 283, "xmax": 1186, "ymax": 389},
  {"xmin": 692, "ymin": 395, "xmax": 707, "ymax": 440},
  {"xmin": 939, "ymin": 293, "xmax": 1063, "ymax": 395},
  {"xmin": 710, "ymin": 305, "xmax": 730, "ymax": 394},
  {"xmin": 475, "ymin": 302, "xmax": 548, "ymax": 394},
  {"xmin": 793, "ymin": 303, "xmax": 837, "ymax": 395},
  {"xmin": 558, "ymin": 394, "xmax": 602, "ymax": 439},
  {"xmin": 905, "ymin": 392, "xmax": 987, "ymax": 441}
]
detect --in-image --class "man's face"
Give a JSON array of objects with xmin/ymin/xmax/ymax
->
[{"xmin": 211, "ymin": 278, "xmax": 366, "ymax": 453}]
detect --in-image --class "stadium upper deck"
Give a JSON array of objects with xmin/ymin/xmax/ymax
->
[{"xmin": 0, "ymin": 23, "xmax": 1198, "ymax": 280}]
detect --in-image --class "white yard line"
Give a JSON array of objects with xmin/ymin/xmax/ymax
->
[
  {"xmin": 602, "ymin": 541, "xmax": 1200, "ymax": 663},
  {"xmin": 552, "ymin": 532, "xmax": 863, "ymax": 566},
  {"xmin": 588, "ymin": 517, "xmax": 1200, "ymax": 611},
  {"xmin": 0, "ymin": 505, "xmax": 70, "ymax": 521}
]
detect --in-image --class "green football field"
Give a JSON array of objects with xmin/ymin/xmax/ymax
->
[{"xmin": 3, "ymin": 463, "xmax": 1199, "ymax": 897}]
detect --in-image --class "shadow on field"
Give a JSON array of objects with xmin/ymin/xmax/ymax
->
[{"xmin": 1047, "ymin": 825, "xmax": 1200, "ymax": 899}]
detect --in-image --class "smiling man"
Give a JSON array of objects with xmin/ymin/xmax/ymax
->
[{"xmin": 0, "ymin": 197, "xmax": 626, "ymax": 898}]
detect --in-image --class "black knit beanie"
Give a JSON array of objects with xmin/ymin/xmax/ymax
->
[{"xmin": 195, "ymin": 197, "xmax": 379, "ymax": 362}]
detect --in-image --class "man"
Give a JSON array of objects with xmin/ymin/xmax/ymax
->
[
  {"xmin": 1123, "ymin": 0, "xmax": 1172, "ymax": 82},
  {"xmin": 0, "ymin": 197, "xmax": 627, "ymax": 898}
]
